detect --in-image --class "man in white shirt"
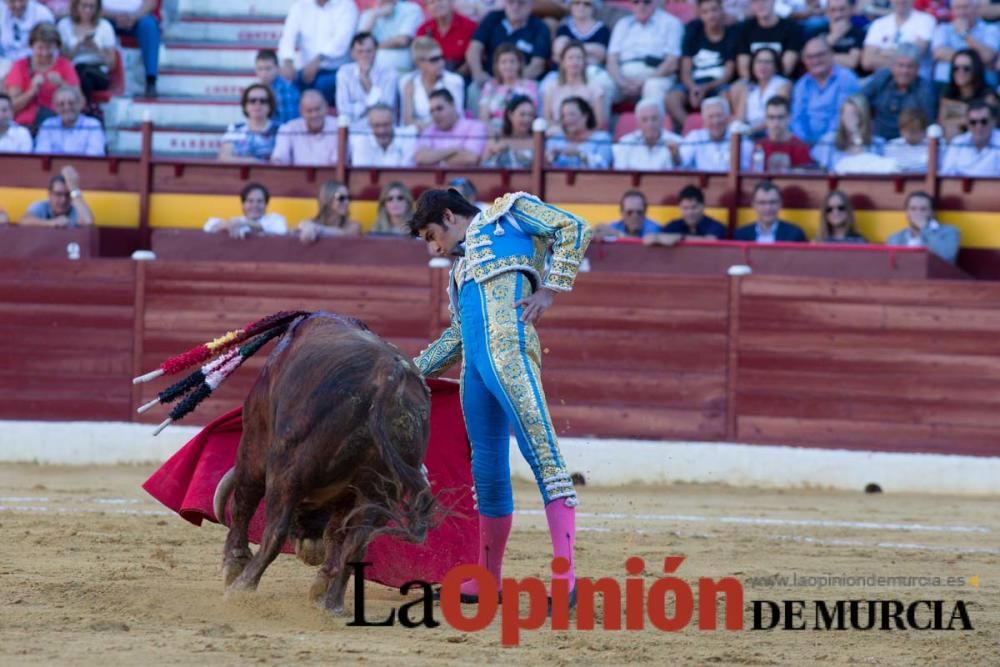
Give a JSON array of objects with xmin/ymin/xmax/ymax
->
[
  {"xmin": 678, "ymin": 96, "xmax": 752, "ymax": 171},
  {"xmin": 606, "ymin": 0, "xmax": 683, "ymax": 103},
  {"xmin": 862, "ymin": 0, "xmax": 935, "ymax": 73},
  {"xmin": 203, "ymin": 182, "xmax": 289, "ymax": 238},
  {"xmin": 941, "ymin": 102, "xmax": 1000, "ymax": 177},
  {"xmin": 612, "ymin": 98, "xmax": 681, "ymax": 171},
  {"xmin": 0, "ymin": 0, "xmax": 54, "ymax": 79},
  {"xmin": 278, "ymin": 0, "xmax": 359, "ymax": 106},
  {"xmin": 34, "ymin": 86, "xmax": 105, "ymax": 156},
  {"xmin": 349, "ymin": 103, "xmax": 416, "ymax": 167},
  {"xmin": 101, "ymin": 0, "xmax": 160, "ymax": 96},
  {"xmin": 335, "ymin": 32, "xmax": 397, "ymax": 123},
  {"xmin": 271, "ymin": 90, "xmax": 340, "ymax": 166},
  {"xmin": 0, "ymin": 92, "xmax": 31, "ymax": 152}
]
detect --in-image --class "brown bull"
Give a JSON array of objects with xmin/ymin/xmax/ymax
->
[{"xmin": 214, "ymin": 313, "xmax": 436, "ymax": 615}]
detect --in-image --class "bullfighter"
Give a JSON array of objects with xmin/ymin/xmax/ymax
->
[{"xmin": 409, "ymin": 188, "xmax": 592, "ymax": 604}]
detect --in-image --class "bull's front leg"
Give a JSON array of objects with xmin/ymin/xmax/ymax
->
[
  {"xmin": 227, "ymin": 484, "xmax": 299, "ymax": 595},
  {"xmin": 321, "ymin": 506, "xmax": 384, "ymax": 616},
  {"xmin": 221, "ymin": 473, "xmax": 264, "ymax": 588},
  {"xmin": 307, "ymin": 499, "xmax": 353, "ymax": 603}
]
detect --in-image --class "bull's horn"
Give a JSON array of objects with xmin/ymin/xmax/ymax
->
[
  {"xmin": 136, "ymin": 397, "xmax": 161, "ymax": 414},
  {"xmin": 213, "ymin": 467, "xmax": 236, "ymax": 527},
  {"xmin": 133, "ymin": 368, "xmax": 164, "ymax": 384}
]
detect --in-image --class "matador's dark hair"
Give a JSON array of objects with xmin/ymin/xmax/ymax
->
[{"xmin": 409, "ymin": 188, "xmax": 480, "ymax": 236}]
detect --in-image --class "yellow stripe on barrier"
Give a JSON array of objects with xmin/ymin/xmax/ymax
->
[
  {"xmin": 148, "ymin": 194, "xmax": 381, "ymax": 232},
  {"xmin": 3, "ymin": 186, "xmax": 1000, "ymax": 249},
  {"xmin": 734, "ymin": 208, "xmax": 1000, "ymax": 248},
  {"xmin": 0, "ymin": 187, "xmax": 139, "ymax": 228}
]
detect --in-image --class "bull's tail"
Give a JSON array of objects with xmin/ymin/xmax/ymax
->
[
  {"xmin": 346, "ymin": 355, "xmax": 437, "ymax": 547},
  {"xmin": 132, "ymin": 310, "xmax": 311, "ymax": 435}
]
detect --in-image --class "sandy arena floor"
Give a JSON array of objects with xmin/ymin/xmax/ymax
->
[{"xmin": 0, "ymin": 463, "xmax": 998, "ymax": 666}]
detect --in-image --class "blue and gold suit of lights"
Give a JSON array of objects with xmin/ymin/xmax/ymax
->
[{"xmin": 414, "ymin": 192, "xmax": 592, "ymax": 517}]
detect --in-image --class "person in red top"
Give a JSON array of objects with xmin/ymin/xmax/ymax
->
[
  {"xmin": 3, "ymin": 23, "xmax": 80, "ymax": 130},
  {"xmin": 756, "ymin": 95, "xmax": 813, "ymax": 171},
  {"xmin": 416, "ymin": 0, "xmax": 476, "ymax": 74}
]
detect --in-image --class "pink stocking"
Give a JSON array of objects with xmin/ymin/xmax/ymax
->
[
  {"xmin": 460, "ymin": 513, "xmax": 512, "ymax": 597},
  {"xmin": 545, "ymin": 499, "xmax": 576, "ymax": 590}
]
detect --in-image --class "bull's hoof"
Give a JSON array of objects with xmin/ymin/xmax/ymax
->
[
  {"xmin": 308, "ymin": 572, "xmax": 331, "ymax": 604},
  {"xmin": 225, "ymin": 570, "xmax": 260, "ymax": 598},
  {"xmin": 294, "ymin": 538, "xmax": 325, "ymax": 566},
  {"xmin": 221, "ymin": 547, "xmax": 252, "ymax": 587},
  {"xmin": 221, "ymin": 560, "xmax": 248, "ymax": 588},
  {"xmin": 322, "ymin": 601, "xmax": 348, "ymax": 617}
]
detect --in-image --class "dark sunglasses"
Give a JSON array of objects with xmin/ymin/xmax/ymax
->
[
  {"xmin": 632, "ymin": 0, "xmax": 653, "ymax": 4},
  {"xmin": 826, "ymin": 204, "xmax": 846, "ymax": 212},
  {"xmin": 952, "ymin": 64, "xmax": 973, "ymax": 73},
  {"xmin": 246, "ymin": 97, "xmax": 270, "ymax": 105},
  {"xmin": 968, "ymin": 118, "xmax": 992, "ymax": 127},
  {"xmin": 623, "ymin": 209, "xmax": 645, "ymax": 216},
  {"xmin": 423, "ymin": 54, "xmax": 444, "ymax": 63}
]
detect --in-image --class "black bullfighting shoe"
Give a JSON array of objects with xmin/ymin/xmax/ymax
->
[
  {"xmin": 547, "ymin": 585, "xmax": 578, "ymax": 617},
  {"xmin": 432, "ymin": 587, "xmax": 503, "ymax": 604}
]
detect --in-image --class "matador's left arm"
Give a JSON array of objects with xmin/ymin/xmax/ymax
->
[{"xmin": 508, "ymin": 195, "xmax": 593, "ymax": 292}]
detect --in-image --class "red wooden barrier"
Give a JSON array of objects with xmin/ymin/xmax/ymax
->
[
  {"xmin": 734, "ymin": 277, "xmax": 1000, "ymax": 456},
  {"xmin": 2, "ymin": 255, "xmax": 1000, "ymax": 457},
  {"xmin": 134, "ymin": 259, "xmax": 433, "ymax": 426},
  {"xmin": 0, "ymin": 260, "xmax": 135, "ymax": 421}
]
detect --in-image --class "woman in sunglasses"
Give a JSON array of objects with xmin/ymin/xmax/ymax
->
[
  {"xmin": 372, "ymin": 181, "xmax": 415, "ymax": 234},
  {"xmin": 815, "ymin": 190, "xmax": 866, "ymax": 244},
  {"xmin": 400, "ymin": 36, "xmax": 465, "ymax": 132},
  {"xmin": 938, "ymin": 49, "xmax": 998, "ymax": 141},
  {"xmin": 218, "ymin": 83, "xmax": 279, "ymax": 162},
  {"xmin": 297, "ymin": 180, "xmax": 361, "ymax": 243}
]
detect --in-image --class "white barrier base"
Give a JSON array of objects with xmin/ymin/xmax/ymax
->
[{"xmin": 0, "ymin": 420, "xmax": 997, "ymax": 496}]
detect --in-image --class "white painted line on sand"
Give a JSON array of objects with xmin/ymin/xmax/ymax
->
[
  {"xmin": 768, "ymin": 533, "xmax": 1000, "ymax": 556},
  {"xmin": 516, "ymin": 509, "xmax": 990, "ymax": 534}
]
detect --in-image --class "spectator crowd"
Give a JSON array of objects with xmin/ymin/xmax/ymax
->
[{"xmin": 0, "ymin": 0, "xmax": 997, "ymax": 174}]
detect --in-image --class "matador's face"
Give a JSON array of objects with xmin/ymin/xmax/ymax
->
[{"xmin": 419, "ymin": 219, "xmax": 465, "ymax": 257}]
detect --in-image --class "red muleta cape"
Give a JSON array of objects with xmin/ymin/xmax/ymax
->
[{"xmin": 142, "ymin": 379, "xmax": 477, "ymax": 587}]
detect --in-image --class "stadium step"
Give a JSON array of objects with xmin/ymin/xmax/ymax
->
[
  {"xmin": 110, "ymin": 126, "xmax": 223, "ymax": 157},
  {"xmin": 164, "ymin": 18, "xmax": 284, "ymax": 44},
  {"xmin": 157, "ymin": 70, "xmax": 257, "ymax": 99},
  {"xmin": 104, "ymin": 97, "xmax": 244, "ymax": 129},
  {"xmin": 161, "ymin": 43, "xmax": 268, "ymax": 72},
  {"xmin": 177, "ymin": 0, "xmax": 295, "ymax": 18}
]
